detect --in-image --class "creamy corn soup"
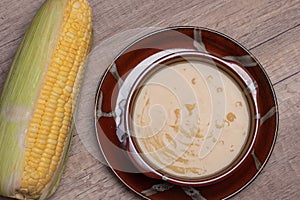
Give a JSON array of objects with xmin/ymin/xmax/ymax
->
[{"xmin": 132, "ymin": 60, "xmax": 250, "ymax": 179}]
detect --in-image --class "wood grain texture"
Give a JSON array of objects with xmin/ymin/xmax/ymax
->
[
  {"xmin": 251, "ymin": 25, "xmax": 300, "ymax": 84},
  {"xmin": 0, "ymin": 0, "xmax": 299, "ymax": 199},
  {"xmin": 231, "ymin": 73, "xmax": 300, "ymax": 200}
]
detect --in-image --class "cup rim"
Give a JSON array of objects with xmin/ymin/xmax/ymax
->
[{"xmin": 123, "ymin": 50, "xmax": 260, "ymax": 187}]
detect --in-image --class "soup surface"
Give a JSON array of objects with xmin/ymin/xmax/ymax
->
[{"xmin": 132, "ymin": 60, "xmax": 250, "ymax": 179}]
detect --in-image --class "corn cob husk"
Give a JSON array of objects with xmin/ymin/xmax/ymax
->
[{"xmin": 0, "ymin": 0, "xmax": 92, "ymax": 199}]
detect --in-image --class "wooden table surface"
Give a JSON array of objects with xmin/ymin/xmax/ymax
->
[{"xmin": 0, "ymin": 0, "xmax": 299, "ymax": 199}]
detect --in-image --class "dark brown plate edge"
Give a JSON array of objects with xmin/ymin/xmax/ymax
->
[{"xmin": 93, "ymin": 26, "xmax": 279, "ymax": 200}]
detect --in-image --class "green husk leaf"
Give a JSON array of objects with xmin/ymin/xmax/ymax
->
[{"xmin": 0, "ymin": 0, "xmax": 66, "ymax": 198}]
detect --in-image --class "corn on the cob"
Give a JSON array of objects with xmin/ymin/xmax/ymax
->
[{"xmin": 0, "ymin": 0, "xmax": 92, "ymax": 199}]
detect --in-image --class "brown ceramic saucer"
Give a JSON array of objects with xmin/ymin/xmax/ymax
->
[{"xmin": 95, "ymin": 27, "xmax": 278, "ymax": 200}]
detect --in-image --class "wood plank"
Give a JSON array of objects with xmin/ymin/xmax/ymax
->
[
  {"xmin": 90, "ymin": 0, "xmax": 300, "ymax": 48},
  {"xmin": 232, "ymin": 72, "xmax": 300, "ymax": 200},
  {"xmin": 251, "ymin": 25, "xmax": 300, "ymax": 84}
]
